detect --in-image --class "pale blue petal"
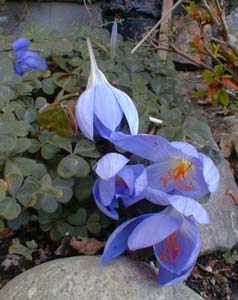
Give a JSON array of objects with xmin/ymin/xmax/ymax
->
[
  {"xmin": 75, "ymin": 89, "xmax": 95, "ymax": 141},
  {"xmin": 111, "ymin": 87, "xmax": 139, "ymax": 134},
  {"xmin": 158, "ymin": 262, "xmax": 195, "ymax": 286},
  {"xmin": 128, "ymin": 208, "xmax": 182, "ymax": 250},
  {"xmin": 94, "ymin": 153, "xmax": 129, "ymax": 180},
  {"xmin": 93, "ymin": 180, "xmax": 119, "ymax": 220},
  {"xmin": 154, "ymin": 216, "xmax": 200, "ymax": 274},
  {"xmin": 98, "ymin": 177, "xmax": 115, "ymax": 206},
  {"xmin": 171, "ymin": 141, "xmax": 199, "ymax": 158},
  {"xmin": 129, "ymin": 165, "xmax": 148, "ymax": 196},
  {"xmin": 199, "ymin": 153, "xmax": 220, "ymax": 192},
  {"xmin": 101, "ymin": 214, "xmax": 149, "ymax": 264},
  {"xmin": 94, "ymin": 83, "xmax": 123, "ymax": 132},
  {"xmin": 168, "ymin": 195, "xmax": 210, "ymax": 224},
  {"xmin": 110, "ymin": 132, "xmax": 177, "ymax": 162}
]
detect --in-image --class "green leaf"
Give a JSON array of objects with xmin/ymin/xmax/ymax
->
[
  {"xmin": 86, "ymin": 222, "xmax": 101, "ymax": 234},
  {"xmin": 214, "ymin": 64, "xmax": 223, "ymax": 77},
  {"xmin": 9, "ymin": 243, "xmax": 32, "ymax": 260},
  {"xmin": 74, "ymin": 139, "xmax": 100, "ymax": 158},
  {"xmin": 41, "ymin": 78, "xmax": 56, "ymax": 95},
  {"xmin": 0, "ymin": 180, "xmax": 7, "ymax": 202},
  {"xmin": 4, "ymin": 159, "xmax": 24, "ymax": 195},
  {"xmin": 0, "ymin": 134, "xmax": 17, "ymax": 153},
  {"xmin": 219, "ymin": 90, "xmax": 229, "ymax": 106},
  {"xmin": 74, "ymin": 176, "xmax": 94, "ymax": 201},
  {"xmin": 40, "ymin": 194, "xmax": 58, "ymax": 213},
  {"xmin": 87, "ymin": 212, "xmax": 100, "ymax": 223},
  {"xmin": 68, "ymin": 208, "xmax": 87, "ymax": 226},
  {"xmin": 56, "ymin": 186, "xmax": 73, "ymax": 203},
  {"xmin": 37, "ymin": 107, "xmax": 74, "ymax": 137},
  {"xmin": 0, "ymin": 197, "xmax": 21, "ymax": 220},
  {"xmin": 57, "ymin": 154, "xmax": 90, "ymax": 179},
  {"xmin": 41, "ymin": 143, "xmax": 60, "ymax": 159},
  {"xmin": 49, "ymin": 135, "xmax": 72, "ymax": 153},
  {"xmin": 26, "ymin": 240, "xmax": 38, "ymax": 250}
]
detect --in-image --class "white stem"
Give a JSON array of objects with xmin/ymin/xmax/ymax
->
[{"xmin": 149, "ymin": 116, "xmax": 163, "ymax": 125}]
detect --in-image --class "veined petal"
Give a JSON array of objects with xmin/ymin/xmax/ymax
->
[
  {"xmin": 157, "ymin": 262, "xmax": 195, "ymax": 286},
  {"xmin": 132, "ymin": 165, "xmax": 148, "ymax": 196},
  {"xmin": 199, "ymin": 153, "xmax": 220, "ymax": 193},
  {"xmin": 94, "ymin": 83, "xmax": 123, "ymax": 132},
  {"xmin": 154, "ymin": 216, "xmax": 200, "ymax": 274},
  {"xmin": 94, "ymin": 153, "xmax": 129, "ymax": 180},
  {"xmin": 128, "ymin": 208, "xmax": 182, "ymax": 250},
  {"xmin": 12, "ymin": 37, "xmax": 31, "ymax": 51},
  {"xmin": 110, "ymin": 132, "xmax": 176, "ymax": 162},
  {"xmin": 94, "ymin": 115, "xmax": 114, "ymax": 140},
  {"xmin": 171, "ymin": 141, "xmax": 199, "ymax": 158},
  {"xmin": 75, "ymin": 89, "xmax": 95, "ymax": 141},
  {"xmin": 144, "ymin": 187, "xmax": 171, "ymax": 206},
  {"xmin": 101, "ymin": 214, "xmax": 149, "ymax": 264},
  {"xmin": 168, "ymin": 195, "xmax": 210, "ymax": 224},
  {"xmin": 98, "ymin": 177, "xmax": 115, "ymax": 206},
  {"xmin": 111, "ymin": 87, "xmax": 139, "ymax": 135},
  {"xmin": 122, "ymin": 192, "xmax": 146, "ymax": 207},
  {"xmin": 93, "ymin": 180, "xmax": 119, "ymax": 220}
]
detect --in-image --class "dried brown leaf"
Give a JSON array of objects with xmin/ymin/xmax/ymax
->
[
  {"xmin": 69, "ymin": 237, "xmax": 104, "ymax": 255},
  {"xmin": 225, "ymin": 188, "xmax": 238, "ymax": 205}
]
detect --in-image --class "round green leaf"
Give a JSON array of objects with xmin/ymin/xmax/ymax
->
[
  {"xmin": 57, "ymin": 154, "xmax": 90, "ymax": 179},
  {"xmin": 67, "ymin": 208, "xmax": 87, "ymax": 226},
  {"xmin": 0, "ymin": 197, "xmax": 21, "ymax": 220}
]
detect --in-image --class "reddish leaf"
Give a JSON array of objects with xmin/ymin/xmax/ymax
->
[
  {"xmin": 0, "ymin": 227, "xmax": 13, "ymax": 237},
  {"xmin": 221, "ymin": 78, "xmax": 238, "ymax": 90}
]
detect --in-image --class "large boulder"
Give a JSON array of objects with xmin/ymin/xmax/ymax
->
[{"xmin": 0, "ymin": 256, "xmax": 204, "ymax": 300}]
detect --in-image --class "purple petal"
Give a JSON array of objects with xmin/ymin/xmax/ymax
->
[
  {"xmin": 128, "ymin": 208, "xmax": 182, "ymax": 250},
  {"xmin": 98, "ymin": 177, "xmax": 115, "ymax": 206},
  {"xmin": 19, "ymin": 51, "xmax": 47, "ymax": 70},
  {"xmin": 111, "ymin": 87, "xmax": 139, "ymax": 135},
  {"xmin": 101, "ymin": 214, "xmax": 149, "ymax": 264},
  {"xmin": 122, "ymin": 192, "xmax": 146, "ymax": 207},
  {"xmin": 144, "ymin": 187, "xmax": 171, "ymax": 206},
  {"xmin": 171, "ymin": 141, "xmax": 199, "ymax": 158},
  {"xmin": 133, "ymin": 165, "xmax": 148, "ymax": 196},
  {"xmin": 157, "ymin": 262, "xmax": 195, "ymax": 286},
  {"xmin": 110, "ymin": 132, "xmax": 176, "ymax": 162},
  {"xmin": 168, "ymin": 195, "xmax": 210, "ymax": 224},
  {"xmin": 117, "ymin": 166, "xmax": 135, "ymax": 195},
  {"xmin": 94, "ymin": 153, "xmax": 129, "ymax": 180},
  {"xmin": 199, "ymin": 153, "xmax": 220, "ymax": 192},
  {"xmin": 93, "ymin": 180, "xmax": 119, "ymax": 220},
  {"xmin": 94, "ymin": 83, "xmax": 123, "ymax": 133},
  {"xmin": 94, "ymin": 115, "xmax": 114, "ymax": 140},
  {"xmin": 12, "ymin": 37, "xmax": 31, "ymax": 51},
  {"xmin": 75, "ymin": 89, "xmax": 95, "ymax": 141},
  {"xmin": 154, "ymin": 216, "xmax": 200, "ymax": 274}
]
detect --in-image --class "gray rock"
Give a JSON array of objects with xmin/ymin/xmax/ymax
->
[
  {"xmin": 227, "ymin": 7, "xmax": 238, "ymax": 48},
  {"xmin": 0, "ymin": 256, "xmax": 204, "ymax": 300},
  {"xmin": 200, "ymin": 158, "xmax": 238, "ymax": 252},
  {"xmin": 0, "ymin": 1, "xmax": 102, "ymax": 34}
]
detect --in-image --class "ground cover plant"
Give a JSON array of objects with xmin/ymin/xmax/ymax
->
[{"xmin": 0, "ymin": 21, "xmax": 222, "ymax": 287}]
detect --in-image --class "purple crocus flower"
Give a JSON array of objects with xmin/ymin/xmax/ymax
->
[
  {"xmin": 75, "ymin": 38, "xmax": 139, "ymax": 141},
  {"xmin": 102, "ymin": 205, "xmax": 208, "ymax": 286},
  {"xmin": 110, "ymin": 132, "xmax": 220, "ymax": 200},
  {"xmin": 93, "ymin": 153, "xmax": 147, "ymax": 219},
  {"xmin": 12, "ymin": 37, "xmax": 48, "ymax": 76}
]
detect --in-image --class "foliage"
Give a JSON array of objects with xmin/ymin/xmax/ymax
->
[
  {"xmin": 184, "ymin": 0, "xmax": 238, "ymax": 106},
  {"xmin": 0, "ymin": 23, "xmax": 217, "ymax": 243}
]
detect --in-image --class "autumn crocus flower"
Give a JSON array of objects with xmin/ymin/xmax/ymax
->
[
  {"xmin": 93, "ymin": 153, "xmax": 147, "ymax": 219},
  {"xmin": 110, "ymin": 132, "xmax": 220, "ymax": 200},
  {"xmin": 102, "ymin": 205, "xmax": 209, "ymax": 286},
  {"xmin": 12, "ymin": 37, "xmax": 48, "ymax": 75},
  {"xmin": 75, "ymin": 38, "xmax": 139, "ymax": 141}
]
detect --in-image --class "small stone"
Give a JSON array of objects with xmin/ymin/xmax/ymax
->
[{"xmin": 0, "ymin": 256, "xmax": 204, "ymax": 300}]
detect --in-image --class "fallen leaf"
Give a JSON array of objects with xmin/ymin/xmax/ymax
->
[
  {"xmin": 225, "ymin": 188, "xmax": 238, "ymax": 205},
  {"xmin": 0, "ymin": 227, "xmax": 13, "ymax": 237},
  {"xmin": 55, "ymin": 237, "xmax": 73, "ymax": 256},
  {"xmin": 69, "ymin": 237, "xmax": 104, "ymax": 255}
]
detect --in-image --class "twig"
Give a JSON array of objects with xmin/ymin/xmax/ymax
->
[
  {"xmin": 202, "ymin": 0, "xmax": 220, "ymax": 26},
  {"xmin": 131, "ymin": 0, "xmax": 185, "ymax": 54}
]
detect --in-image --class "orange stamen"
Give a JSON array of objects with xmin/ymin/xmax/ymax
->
[
  {"xmin": 160, "ymin": 159, "xmax": 193, "ymax": 191},
  {"xmin": 159, "ymin": 232, "xmax": 179, "ymax": 265}
]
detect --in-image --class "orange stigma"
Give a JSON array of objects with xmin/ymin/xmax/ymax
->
[
  {"xmin": 160, "ymin": 159, "xmax": 193, "ymax": 191},
  {"xmin": 159, "ymin": 232, "xmax": 179, "ymax": 265}
]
